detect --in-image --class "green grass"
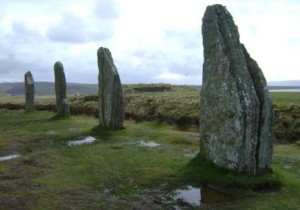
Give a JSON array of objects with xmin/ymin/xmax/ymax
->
[
  {"xmin": 270, "ymin": 92, "xmax": 300, "ymax": 106},
  {"xmin": 0, "ymin": 109, "xmax": 299, "ymax": 209}
]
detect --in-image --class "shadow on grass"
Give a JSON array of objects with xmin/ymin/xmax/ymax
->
[
  {"xmin": 90, "ymin": 124, "xmax": 114, "ymax": 138},
  {"xmin": 48, "ymin": 114, "xmax": 71, "ymax": 121},
  {"xmin": 179, "ymin": 153, "xmax": 282, "ymax": 192}
]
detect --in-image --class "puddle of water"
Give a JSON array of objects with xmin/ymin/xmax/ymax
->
[
  {"xmin": 68, "ymin": 128, "xmax": 79, "ymax": 132},
  {"xmin": 44, "ymin": 130, "xmax": 59, "ymax": 136},
  {"xmin": 284, "ymin": 165, "xmax": 292, "ymax": 169},
  {"xmin": 201, "ymin": 185, "xmax": 233, "ymax": 204},
  {"xmin": 67, "ymin": 136, "xmax": 97, "ymax": 146},
  {"xmin": 184, "ymin": 152, "xmax": 198, "ymax": 158},
  {"xmin": 173, "ymin": 185, "xmax": 201, "ymax": 206},
  {"xmin": 0, "ymin": 153, "xmax": 21, "ymax": 161},
  {"xmin": 138, "ymin": 140, "xmax": 161, "ymax": 148},
  {"xmin": 172, "ymin": 185, "xmax": 233, "ymax": 207}
]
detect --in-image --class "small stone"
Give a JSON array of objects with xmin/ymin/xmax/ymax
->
[
  {"xmin": 97, "ymin": 47, "xmax": 124, "ymax": 130},
  {"xmin": 200, "ymin": 4, "xmax": 273, "ymax": 175},
  {"xmin": 24, "ymin": 71, "xmax": 35, "ymax": 112},
  {"xmin": 54, "ymin": 61, "xmax": 70, "ymax": 117}
]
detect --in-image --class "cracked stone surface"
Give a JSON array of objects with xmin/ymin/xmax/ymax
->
[
  {"xmin": 200, "ymin": 4, "xmax": 273, "ymax": 175},
  {"xmin": 97, "ymin": 47, "xmax": 124, "ymax": 130}
]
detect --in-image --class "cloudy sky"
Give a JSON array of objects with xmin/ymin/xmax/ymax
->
[{"xmin": 0, "ymin": 0, "xmax": 299, "ymax": 85}]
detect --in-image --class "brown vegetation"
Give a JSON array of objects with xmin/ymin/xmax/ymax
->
[{"xmin": 0, "ymin": 85, "xmax": 299, "ymax": 143}]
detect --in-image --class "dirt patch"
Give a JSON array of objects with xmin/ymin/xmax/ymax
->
[
  {"xmin": 252, "ymin": 181, "xmax": 282, "ymax": 193},
  {"xmin": 0, "ymin": 157, "xmax": 45, "ymax": 209},
  {"xmin": 0, "ymin": 195, "xmax": 39, "ymax": 210},
  {"xmin": 59, "ymin": 187, "xmax": 90, "ymax": 196}
]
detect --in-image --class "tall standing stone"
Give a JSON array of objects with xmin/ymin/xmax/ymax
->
[
  {"xmin": 97, "ymin": 47, "xmax": 124, "ymax": 130},
  {"xmin": 24, "ymin": 71, "xmax": 35, "ymax": 112},
  {"xmin": 200, "ymin": 4, "xmax": 273, "ymax": 175},
  {"xmin": 54, "ymin": 61, "xmax": 70, "ymax": 117}
]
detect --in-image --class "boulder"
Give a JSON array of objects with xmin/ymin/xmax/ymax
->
[
  {"xmin": 24, "ymin": 71, "xmax": 35, "ymax": 112},
  {"xmin": 200, "ymin": 4, "xmax": 273, "ymax": 175},
  {"xmin": 97, "ymin": 47, "xmax": 124, "ymax": 129},
  {"xmin": 54, "ymin": 61, "xmax": 70, "ymax": 117}
]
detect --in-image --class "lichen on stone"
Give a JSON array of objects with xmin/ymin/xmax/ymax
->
[
  {"xmin": 97, "ymin": 47, "xmax": 124, "ymax": 130},
  {"xmin": 24, "ymin": 71, "xmax": 35, "ymax": 112},
  {"xmin": 200, "ymin": 4, "xmax": 273, "ymax": 175},
  {"xmin": 54, "ymin": 61, "xmax": 70, "ymax": 117}
]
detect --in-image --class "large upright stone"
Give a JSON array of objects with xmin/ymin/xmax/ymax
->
[
  {"xmin": 200, "ymin": 4, "xmax": 273, "ymax": 175},
  {"xmin": 97, "ymin": 47, "xmax": 124, "ymax": 129},
  {"xmin": 54, "ymin": 61, "xmax": 70, "ymax": 117},
  {"xmin": 24, "ymin": 71, "xmax": 35, "ymax": 112}
]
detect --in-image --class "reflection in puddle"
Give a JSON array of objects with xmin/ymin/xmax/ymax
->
[
  {"xmin": 0, "ymin": 153, "xmax": 21, "ymax": 161},
  {"xmin": 173, "ymin": 185, "xmax": 201, "ymax": 206},
  {"xmin": 138, "ymin": 140, "xmax": 161, "ymax": 148},
  {"xmin": 201, "ymin": 185, "xmax": 233, "ymax": 204},
  {"xmin": 68, "ymin": 128, "xmax": 79, "ymax": 132},
  {"xmin": 45, "ymin": 130, "xmax": 59, "ymax": 136},
  {"xmin": 172, "ymin": 185, "xmax": 233, "ymax": 207},
  {"xmin": 67, "ymin": 136, "xmax": 97, "ymax": 146},
  {"xmin": 184, "ymin": 152, "xmax": 198, "ymax": 158}
]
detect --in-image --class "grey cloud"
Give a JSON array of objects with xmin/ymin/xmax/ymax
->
[
  {"xmin": 169, "ymin": 63, "xmax": 201, "ymax": 76},
  {"xmin": 91, "ymin": 0, "xmax": 122, "ymax": 41},
  {"xmin": 87, "ymin": 22, "xmax": 115, "ymax": 42},
  {"xmin": 118, "ymin": 60, "xmax": 202, "ymax": 85},
  {"xmin": 161, "ymin": 29, "xmax": 203, "ymax": 76},
  {"xmin": 127, "ymin": 46, "xmax": 202, "ymax": 77},
  {"xmin": 0, "ymin": 21, "xmax": 46, "ymax": 80},
  {"xmin": 116, "ymin": 50, "xmax": 170, "ymax": 84},
  {"xmin": 132, "ymin": 50, "xmax": 164, "ymax": 61},
  {"xmin": 0, "ymin": 57, "xmax": 26, "ymax": 77},
  {"xmin": 47, "ymin": 3, "xmax": 120, "ymax": 44},
  {"xmin": 163, "ymin": 29, "xmax": 203, "ymax": 49},
  {"xmin": 0, "ymin": 56, "xmax": 49, "ymax": 82},
  {"xmin": 112, "ymin": 27, "xmax": 204, "ymax": 84},
  {"xmin": 5, "ymin": 21, "xmax": 44, "ymax": 44},
  {"xmin": 94, "ymin": 0, "xmax": 121, "ymax": 19},
  {"xmin": 47, "ymin": 14, "xmax": 89, "ymax": 43},
  {"xmin": 118, "ymin": 63, "xmax": 158, "ymax": 84},
  {"xmin": 0, "ymin": 22, "xmax": 45, "ymax": 75}
]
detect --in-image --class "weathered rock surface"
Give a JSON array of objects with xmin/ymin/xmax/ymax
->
[
  {"xmin": 24, "ymin": 71, "xmax": 35, "ymax": 112},
  {"xmin": 97, "ymin": 47, "xmax": 124, "ymax": 129},
  {"xmin": 54, "ymin": 61, "xmax": 70, "ymax": 117},
  {"xmin": 200, "ymin": 4, "xmax": 273, "ymax": 175}
]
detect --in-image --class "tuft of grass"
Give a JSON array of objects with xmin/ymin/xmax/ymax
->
[{"xmin": 179, "ymin": 154, "xmax": 282, "ymax": 190}]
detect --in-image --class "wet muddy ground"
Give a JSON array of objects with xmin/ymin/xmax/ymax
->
[{"xmin": 0, "ymin": 109, "xmax": 299, "ymax": 209}]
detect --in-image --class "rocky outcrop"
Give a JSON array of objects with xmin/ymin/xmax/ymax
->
[
  {"xmin": 97, "ymin": 47, "xmax": 124, "ymax": 130},
  {"xmin": 24, "ymin": 71, "xmax": 35, "ymax": 112},
  {"xmin": 54, "ymin": 61, "xmax": 70, "ymax": 117},
  {"xmin": 200, "ymin": 4, "xmax": 273, "ymax": 175}
]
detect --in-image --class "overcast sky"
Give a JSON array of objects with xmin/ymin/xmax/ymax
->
[{"xmin": 0, "ymin": 0, "xmax": 299, "ymax": 85}]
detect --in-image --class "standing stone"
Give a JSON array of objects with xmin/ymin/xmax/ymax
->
[
  {"xmin": 54, "ymin": 61, "xmax": 70, "ymax": 117},
  {"xmin": 24, "ymin": 71, "xmax": 35, "ymax": 112},
  {"xmin": 97, "ymin": 47, "xmax": 124, "ymax": 129},
  {"xmin": 200, "ymin": 4, "xmax": 273, "ymax": 175}
]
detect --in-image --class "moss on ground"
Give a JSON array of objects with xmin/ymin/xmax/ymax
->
[{"xmin": 0, "ymin": 109, "xmax": 299, "ymax": 209}]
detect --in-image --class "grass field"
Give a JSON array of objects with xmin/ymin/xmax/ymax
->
[
  {"xmin": 0, "ymin": 109, "xmax": 299, "ymax": 209},
  {"xmin": 1, "ymin": 85, "xmax": 299, "ymax": 142}
]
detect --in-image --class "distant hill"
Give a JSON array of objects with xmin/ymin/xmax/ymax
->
[
  {"xmin": 0, "ymin": 81, "xmax": 299, "ymax": 96},
  {"xmin": 0, "ymin": 82, "xmax": 98, "ymax": 96}
]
